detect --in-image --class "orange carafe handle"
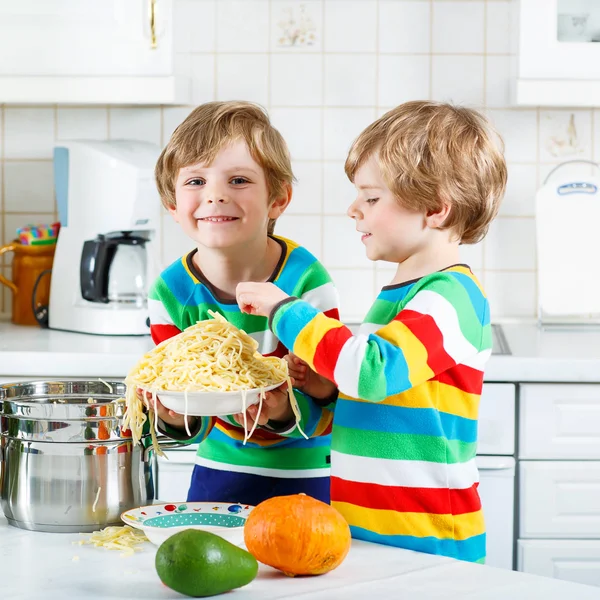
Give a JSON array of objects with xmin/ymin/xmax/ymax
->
[{"xmin": 0, "ymin": 243, "xmax": 18, "ymax": 293}]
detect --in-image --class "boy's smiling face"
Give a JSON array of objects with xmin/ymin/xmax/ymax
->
[
  {"xmin": 170, "ymin": 140, "xmax": 289, "ymax": 251},
  {"xmin": 348, "ymin": 155, "xmax": 431, "ymax": 264}
]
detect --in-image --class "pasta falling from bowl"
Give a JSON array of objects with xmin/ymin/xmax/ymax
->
[{"xmin": 121, "ymin": 311, "xmax": 307, "ymax": 456}]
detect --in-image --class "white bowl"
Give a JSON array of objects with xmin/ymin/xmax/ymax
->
[
  {"xmin": 121, "ymin": 501, "xmax": 254, "ymax": 547},
  {"xmin": 147, "ymin": 382, "xmax": 283, "ymax": 416}
]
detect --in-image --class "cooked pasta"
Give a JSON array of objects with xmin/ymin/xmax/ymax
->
[
  {"xmin": 121, "ymin": 311, "xmax": 306, "ymax": 454},
  {"xmin": 74, "ymin": 525, "xmax": 148, "ymax": 557}
]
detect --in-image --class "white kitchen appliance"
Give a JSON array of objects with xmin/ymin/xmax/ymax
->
[
  {"xmin": 49, "ymin": 140, "xmax": 162, "ymax": 335},
  {"xmin": 536, "ymin": 160, "xmax": 600, "ymax": 324}
]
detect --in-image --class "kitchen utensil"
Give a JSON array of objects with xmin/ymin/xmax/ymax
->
[
  {"xmin": 0, "ymin": 380, "xmax": 181, "ymax": 533},
  {"xmin": 49, "ymin": 140, "xmax": 161, "ymax": 335},
  {"xmin": 148, "ymin": 382, "xmax": 284, "ymax": 417},
  {"xmin": 0, "ymin": 241, "xmax": 55, "ymax": 326},
  {"xmin": 121, "ymin": 501, "xmax": 253, "ymax": 546},
  {"xmin": 536, "ymin": 160, "xmax": 600, "ymax": 323}
]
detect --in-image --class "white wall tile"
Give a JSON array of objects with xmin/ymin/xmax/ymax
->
[
  {"xmin": 324, "ymin": 54, "xmax": 376, "ymax": 107},
  {"xmin": 485, "ymin": 55, "xmax": 511, "ymax": 108},
  {"xmin": 379, "ymin": 1, "xmax": 431, "ymax": 54},
  {"xmin": 270, "ymin": 108, "xmax": 322, "ymax": 160},
  {"xmin": 487, "ymin": 109, "xmax": 538, "ymax": 163},
  {"xmin": 109, "ymin": 108, "xmax": 161, "ymax": 145},
  {"xmin": 216, "ymin": 0, "xmax": 270, "ymax": 52},
  {"xmin": 324, "ymin": 0, "xmax": 377, "ymax": 52},
  {"xmin": 162, "ymin": 106, "xmax": 195, "ymax": 144},
  {"xmin": 431, "ymin": 56, "xmax": 484, "ymax": 106},
  {"xmin": 594, "ymin": 109, "xmax": 600, "ymax": 161},
  {"xmin": 4, "ymin": 108, "xmax": 55, "ymax": 159},
  {"xmin": 161, "ymin": 212, "xmax": 196, "ymax": 266},
  {"xmin": 379, "ymin": 55, "xmax": 430, "ymax": 105},
  {"xmin": 191, "ymin": 55, "xmax": 216, "ymax": 105},
  {"xmin": 375, "ymin": 266, "xmax": 396, "ymax": 291},
  {"xmin": 57, "ymin": 108, "xmax": 108, "ymax": 141},
  {"xmin": 270, "ymin": 54, "xmax": 323, "ymax": 106},
  {"xmin": 459, "ymin": 241, "xmax": 484, "ymax": 271},
  {"xmin": 275, "ymin": 214, "xmax": 322, "ymax": 259},
  {"xmin": 4, "ymin": 162, "xmax": 54, "ymax": 213},
  {"xmin": 329, "ymin": 268, "xmax": 375, "ymax": 321},
  {"xmin": 323, "ymin": 161, "xmax": 355, "ymax": 214},
  {"xmin": 485, "ymin": 270, "xmax": 537, "ymax": 318},
  {"xmin": 175, "ymin": 0, "xmax": 216, "ymax": 53},
  {"xmin": 486, "ymin": 0, "xmax": 511, "ymax": 54},
  {"xmin": 271, "ymin": 0, "xmax": 323, "ymax": 53},
  {"xmin": 323, "ymin": 108, "xmax": 376, "ymax": 160},
  {"xmin": 216, "ymin": 54, "xmax": 269, "ymax": 106},
  {"xmin": 485, "ymin": 217, "xmax": 536, "ymax": 270},
  {"xmin": 501, "ymin": 164, "xmax": 537, "ymax": 217},
  {"xmin": 538, "ymin": 110, "xmax": 593, "ymax": 163},
  {"xmin": 323, "ymin": 215, "xmax": 372, "ymax": 268},
  {"xmin": 288, "ymin": 161, "xmax": 323, "ymax": 214},
  {"xmin": 432, "ymin": 1, "xmax": 485, "ymax": 54}
]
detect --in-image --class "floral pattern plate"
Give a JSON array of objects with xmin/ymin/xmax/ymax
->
[{"xmin": 121, "ymin": 502, "xmax": 254, "ymax": 546}]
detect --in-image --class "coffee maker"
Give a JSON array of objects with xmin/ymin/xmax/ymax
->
[{"xmin": 49, "ymin": 140, "xmax": 162, "ymax": 335}]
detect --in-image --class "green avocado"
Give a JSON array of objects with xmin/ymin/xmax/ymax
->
[{"xmin": 155, "ymin": 529, "xmax": 258, "ymax": 597}]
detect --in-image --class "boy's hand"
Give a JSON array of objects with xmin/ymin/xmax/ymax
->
[
  {"xmin": 137, "ymin": 388, "xmax": 196, "ymax": 432},
  {"xmin": 236, "ymin": 282, "xmax": 289, "ymax": 317},
  {"xmin": 232, "ymin": 383, "xmax": 292, "ymax": 433},
  {"xmin": 286, "ymin": 354, "xmax": 337, "ymax": 400}
]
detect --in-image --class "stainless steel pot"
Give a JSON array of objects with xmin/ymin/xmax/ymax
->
[{"xmin": 0, "ymin": 380, "xmax": 179, "ymax": 533}]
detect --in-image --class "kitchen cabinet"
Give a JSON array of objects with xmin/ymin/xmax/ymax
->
[
  {"xmin": 0, "ymin": 0, "xmax": 190, "ymax": 104},
  {"xmin": 512, "ymin": 0, "xmax": 600, "ymax": 106},
  {"xmin": 517, "ymin": 383, "xmax": 600, "ymax": 587}
]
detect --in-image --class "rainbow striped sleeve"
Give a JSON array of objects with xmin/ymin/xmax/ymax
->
[{"xmin": 271, "ymin": 272, "xmax": 490, "ymax": 402}]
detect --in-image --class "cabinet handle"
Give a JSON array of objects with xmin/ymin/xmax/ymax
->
[{"xmin": 149, "ymin": 0, "xmax": 158, "ymax": 49}]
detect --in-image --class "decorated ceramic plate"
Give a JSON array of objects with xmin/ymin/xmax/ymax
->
[
  {"xmin": 145, "ymin": 383, "xmax": 284, "ymax": 417},
  {"xmin": 121, "ymin": 502, "xmax": 254, "ymax": 546}
]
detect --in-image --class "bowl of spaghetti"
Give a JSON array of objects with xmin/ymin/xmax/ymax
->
[{"xmin": 121, "ymin": 311, "xmax": 306, "ymax": 453}]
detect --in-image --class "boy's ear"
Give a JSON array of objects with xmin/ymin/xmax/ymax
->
[
  {"xmin": 425, "ymin": 201, "xmax": 451, "ymax": 229},
  {"xmin": 268, "ymin": 183, "xmax": 293, "ymax": 220},
  {"xmin": 167, "ymin": 205, "xmax": 179, "ymax": 222}
]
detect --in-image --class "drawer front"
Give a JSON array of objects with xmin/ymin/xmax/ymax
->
[
  {"xmin": 520, "ymin": 461, "xmax": 600, "ymax": 538},
  {"xmin": 156, "ymin": 449, "xmax": 196, "ymax": 503},
  {"xmin": 477, "ymin": 383, "xmax": 515, "ymax": 455},
  {"xmin": 518, "ymin": 540, "xmax": 600, "ymax": 587},
  {"xmin": 520, "ymin": 384, "xmax": 600, "ymax": 459}
]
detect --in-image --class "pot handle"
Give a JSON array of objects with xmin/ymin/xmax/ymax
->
[{"xmin": 0, "ymin": 243, "xmax": 17, "ymax": 293}]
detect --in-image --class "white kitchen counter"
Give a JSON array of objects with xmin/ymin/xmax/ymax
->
[
  {"xmin": 0, "ymin": 517, "xmax": 597, "ymax": 600},
  {"xmin": 2, "ymin": 321, "xmax": 600, "ymax": 382}
]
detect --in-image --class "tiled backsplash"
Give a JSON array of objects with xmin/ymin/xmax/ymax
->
[{"xmin": 1, "ymin": 0, "xmax": 598, "ymax": 322}]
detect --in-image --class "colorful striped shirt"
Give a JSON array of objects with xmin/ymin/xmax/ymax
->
[
  {"xmin": 270, "ymin": 265, "xmax": 491, "ymax": 563},
  {"xmin": 148, "ymin": 235, "xmax": 338, "ymax": 479}
]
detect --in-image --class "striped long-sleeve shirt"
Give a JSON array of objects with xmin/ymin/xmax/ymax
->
[
  {"xmin": 269, "ymin": 265, "xmax": 491, "ymax": 563},
  {"xmin": 148, "ymin": 235, "xmax": 338, "ymax": 479}
]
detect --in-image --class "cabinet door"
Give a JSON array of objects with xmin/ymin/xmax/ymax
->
[
  {"xmin": 0, "ymin": 0, "xmax": 173, "ymax": 77},
  {"xmin": 520, "ymin": 384, "xmax": 600, "ymax": 459},
  {"xmin": 520, "ymin": 461, "xmax": 600, "ymax": 538},
  {"xmin": 518, "ymin": 540, "xmax": 600, "ymax": 587},
  {"xmin": 156, "ymin": 449, "xmax": 197, "ymax": 503},
  {"xmin": 477, "ymin": 383, "xmax": 515, "ymax": 455}
]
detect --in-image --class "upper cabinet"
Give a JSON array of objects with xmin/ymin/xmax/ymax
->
[
  {"xmin": 512, "ymin": 0, "xmax": 600, "ymax": 106},
  {"xmin": 0, "ymin": 0, "xmax": 191, "ymax": 104}
]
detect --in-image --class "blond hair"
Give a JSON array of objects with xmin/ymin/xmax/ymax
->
[
  {"xmin": 344, "ymin": 101, "xmax": 507, "ymax": 244},
  {"xmin": 155, "ymin": 101, "xmax": 294, "ymax": 234}
]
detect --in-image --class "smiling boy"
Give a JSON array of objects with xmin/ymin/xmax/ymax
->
[{"xmin": 147, "ymin": 101, "xmax": 338, "ymax": 505}]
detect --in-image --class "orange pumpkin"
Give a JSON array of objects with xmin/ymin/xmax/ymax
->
[{"xmin": 243, "ymin": 494, "xmax": 351, "ymax": 577}]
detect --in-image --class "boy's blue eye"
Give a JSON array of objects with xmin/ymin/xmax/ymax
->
[
  {"xmin": 366, "ymin": 197, "xmax": 379, "ymax": 204},
  {"xmin": 231, "ymin": 177, "xmax": 250, "ymax": 185},
  {"xmin": 186, "ymin": 178, "xmax": 204, "ymax": 186}
]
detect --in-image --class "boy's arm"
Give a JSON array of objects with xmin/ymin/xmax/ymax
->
[
  {"xmin": 268, "ymin": 274, "xmax": 490, "ymax": 402},
  {"xmin": 147, "ymin": 277, "xmax": 218, "ymax": 444}
]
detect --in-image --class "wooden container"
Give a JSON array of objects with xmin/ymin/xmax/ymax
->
[{"xmin": 0, "ymin": 241, "xmax": 55, "ymax": 326}]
